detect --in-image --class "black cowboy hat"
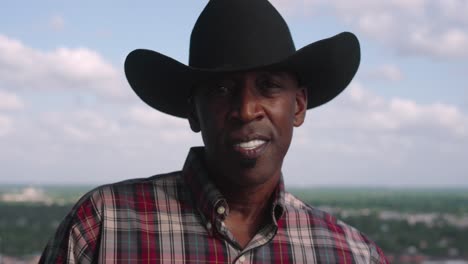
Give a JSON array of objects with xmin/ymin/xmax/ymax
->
[{"xmin": 125, "ymin": 0, "xmax": 360, "ymax": 118}]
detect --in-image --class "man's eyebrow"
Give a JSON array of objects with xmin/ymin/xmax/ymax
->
[
  {"xmin": 261, "ymin": 71, "xmax": 292, "ymax": 79},
  {"xmin": 258, "ymin": 71, "xmax": 300, "ymax": 85}
]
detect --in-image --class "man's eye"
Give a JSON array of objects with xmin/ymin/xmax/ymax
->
[
  {"xmin": 208, "ymin": 85, "xmax": 230, "ymax": 97},
  {"xmin": 210, "ymin": 80, "xmax": 235, "ymax": 96},
  {"xmin": 258, "ymin": 79, "xmax": 281, "ymax": 92},
  {"xmin": 215, "ymin": 85, "xmax": 229, "ymax": 94}
]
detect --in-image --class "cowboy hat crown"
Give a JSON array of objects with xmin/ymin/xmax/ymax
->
[
  {"xmin": 125, "ymin": 0, "xmax": 360, "ymax": 118},
  {"xmin": 190, "ymin": 0, "xmax": 295, "ymax": 70}
]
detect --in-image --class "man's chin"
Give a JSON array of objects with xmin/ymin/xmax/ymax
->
[
  {"xmin": 239, "ymin": 157, "xmax": 257, "ymax": 168},
  {"xmin": 226, "ymin": 165, "xmax": 280, "ymax": 188}
]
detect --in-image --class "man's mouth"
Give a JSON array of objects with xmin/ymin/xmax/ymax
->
[
  {"xmin": 232, "ymin": 138, "xmax": 269, "ymax": 159},
  {"xmin": 234, "ymin": 139, "xmax": 267, "ymax": 150}
]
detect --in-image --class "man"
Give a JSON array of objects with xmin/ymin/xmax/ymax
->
[{"xmin": 41, "ymin": 0, "xmax": 388, "ymax": 263}]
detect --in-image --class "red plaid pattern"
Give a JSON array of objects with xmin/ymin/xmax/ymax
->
[{"xmin": 40, "ymin": 147, "xmax": 388, "ymax": 263}]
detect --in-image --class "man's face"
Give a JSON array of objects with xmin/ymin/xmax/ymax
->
[{"xmin": 189, "ymin": 71, "xmax": 307, "ymax": 188}]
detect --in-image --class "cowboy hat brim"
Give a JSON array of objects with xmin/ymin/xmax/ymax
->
[{"xmin": 124, "ymin": 31, "xmax": 360, "ymax": 119}]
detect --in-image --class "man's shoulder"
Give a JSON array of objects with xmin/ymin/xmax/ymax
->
[
  {"xmin": 283, "ymin": 191, "xmax": 356, "ymax": 229},
  {"xmin": 39, "ymin": 171, "xmax": 188, "ymax": 263},
  {"xmin": 282, "ymin": 191, "xmax": 387, "ymax": 263},
  {"xmin": 98, "ymin": 170, "xmax": 183, "ymax": 194},
  {"xmin": 282, "ymin": 191, "xmax": 333, "ymax": 221},
  {"xmin": 69, "ymin": 171, "xmax": 185, "ymax": 215}
]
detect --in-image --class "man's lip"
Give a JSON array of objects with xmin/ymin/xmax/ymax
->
[
  {"xmin": 234, "ymin": 139, "xmax": 267, "ymax": 149},
  {"xmin": 232, "ymin": 140, "xmax": 269, "ymax": 159},
  {"xmin": 229, "ymin": 135, "xmax": 270, "ymax": 159},
  {"xmin": 229, "ymin": 134, "xmax": 270, "ymax": 144}
]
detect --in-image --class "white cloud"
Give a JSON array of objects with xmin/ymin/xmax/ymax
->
[
  {"xmin": 270, "ymin": 0, "xmax": 323, "ymax": 16},
  {"xmin": 380, "ymin": 98, "xmax": 467, "ymax": 136},
  {"xmin": 0, "ymin": 105, "xmax": 202, "ymax": 184},
  {"xmin": 0, "ymin": 114, "xmax": 13, "ymax": 136},
  {"xmin": 407, "ymin": 28, "xmax": 468, "ymax": 58},
  {"xmin": 366, "ymin": 64, "xmax": 404, "ymax": 81},
  {"xmin": 348, "ymin": 83, "xmax": 467, "ymax": 136},
  {"xmin": 332, "ymin": 0, "xmax": 426, "ymax": 15},
  {"xmin": 347, "ymin": 83, "xmax": 386, "ymax": 108},
  {"xmin": 286, "ymin": 82, "xmax": 468, "ymax": 186},
  {"xmin": 126, "ymin": 106, "xmax": 196, "ymax": 142},
  {"xmin": 272, "ymin": 0, "xmax": 468, "ymax": 59},
  {"xmin": 437, "ymin": 0, "xmax": 468, "ymax": 24},
  {"xmin": 127, "ymin": 106, "xmax": 187, "ymax": 128},
  {"xmin": 49, "ymin": 15, "xmax": 65, "ymax": 32},
  {"xmin": 296, "ymin": 82, "xmax": 468, "ymax": 160},
  {"xmin": 356, "ymin": 13, "xmax": 396, "ymax": 40},
  {"xmin": 0, "ymin": 90, "xmax": 24, "ymax": 110},
  {"xmin": 40, "ymin": 110, "xmax": 121, "ymax": 142},
  {"xmin": 0, "ymin": 34, "xmax": 128, "ymax": 98}
]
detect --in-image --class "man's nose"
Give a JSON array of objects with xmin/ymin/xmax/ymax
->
[{"xmin": 230, "ymin": 82, "xmax": 264, "ymax": 123}]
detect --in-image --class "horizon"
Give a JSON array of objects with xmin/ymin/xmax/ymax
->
[{"xmin": 2, "ymin": 182, "xmax": 468, "ymax": 190}]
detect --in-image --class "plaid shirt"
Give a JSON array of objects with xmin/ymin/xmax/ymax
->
[{"xmin": 40, "ymin": 147, "xmax": 388, "ymax": 264}]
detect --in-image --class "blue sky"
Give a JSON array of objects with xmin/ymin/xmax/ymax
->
[{"xmin": 0, "ymin": 0, "xmax": 467, "ymax": 186}]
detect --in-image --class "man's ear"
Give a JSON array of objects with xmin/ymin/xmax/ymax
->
[
  {"xmin": 188, "ymin": 97, "xmax": 201, "ymax": 133},
  {"xmin": 293, "ymin": 86, "xmax": 307, "ymax": 127}
]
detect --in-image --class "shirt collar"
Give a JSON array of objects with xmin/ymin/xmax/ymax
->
[{"xmin": 182, "ymin": 146, "xmax": 286, "ymax": 226}]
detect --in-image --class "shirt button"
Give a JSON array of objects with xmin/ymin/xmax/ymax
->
[
  {"xmin": 217, "ymin": 206, "xmax": 226, "ymax": 215},
  {"xmin": 239, "ymin": 255, "xmax": 246, "ymax": 262},
  {"xmin": 206, "ymin": 222, "xmax": 212, "ymax": 230}
]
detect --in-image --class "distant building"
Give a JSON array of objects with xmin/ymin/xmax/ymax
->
[{"xmin": 1, "ymin": 187, "xmax": 52, "ymax": 204}]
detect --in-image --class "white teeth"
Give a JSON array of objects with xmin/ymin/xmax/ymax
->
[{"xmin": 236, "ymin": 139, "xmax": 266, "ymax": 149}]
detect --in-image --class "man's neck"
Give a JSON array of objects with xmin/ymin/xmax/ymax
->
[
  {"xmin": 219, "ymin": 179, "xmax": 278, "ymax": 218},
  {"xmin": 212, "ymin": 172, "xmax": 281, "ymax": 248}
]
